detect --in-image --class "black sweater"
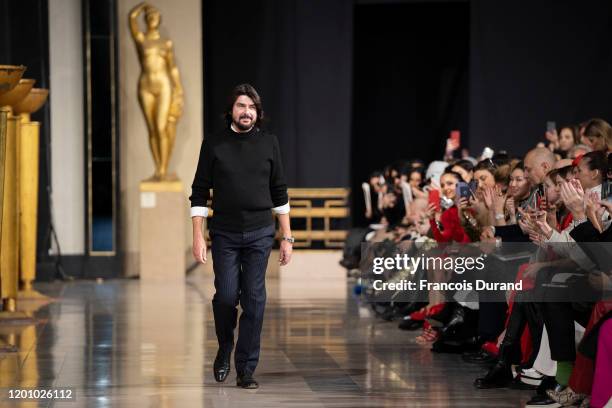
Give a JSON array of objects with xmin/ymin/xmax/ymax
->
[{"xmin": 189, "ymin": 127, "xmax": 289, "ymax": 232}]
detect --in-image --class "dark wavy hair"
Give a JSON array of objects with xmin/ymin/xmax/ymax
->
[
  {"xmin": 581, "ymin": 150, "xmax": 608, "ymax": 179},
  {"xmin": 224, "ymin": 83, "xmax": 265, "ymax": 127}
]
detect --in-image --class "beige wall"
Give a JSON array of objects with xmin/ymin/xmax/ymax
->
[
  {"xmin": 118, "ymin": 0, "xmax": 202, "ymax": 277},
  {"xmin": 49, "ymin": 0, "xmax": 85, "ymax": 255}
]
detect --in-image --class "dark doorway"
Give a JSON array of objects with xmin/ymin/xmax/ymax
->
[{"xmin": 351, "ymin": 1, "xmax": 469, "ymax": 226}]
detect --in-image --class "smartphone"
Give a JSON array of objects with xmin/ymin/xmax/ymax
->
[
  {"xmin": 481, "ymin": 147, "xmax": 494, "ymax": 160},
  {"xmin": 468, "ymin": 180, "xmax": 478, "ymax": 194},
  {"xmin": 456, "ymin": 181, "xmax": 473, "ymax": 200},
  {"xmin": 602, "ymin": 179, "xmax": 611, "ymax": 201},
  {"xmin": 450, "ymin": 130, "xmax": 460, "ymax": 147},
  {"xmin": 536, "ymin": 183, "xmax": 546, "ymax": 209},
  {"xmin": 428, "ymin": 189, "xmax": 441, "ymax": 212},
  {"xmin": 546, "ymin": 121, "xmax": 556, "ymax": 133}
]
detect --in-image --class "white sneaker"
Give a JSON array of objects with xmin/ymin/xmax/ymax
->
[{"xmin": 517, "ymin": 367, "xmax": 544, "ymax": 386}]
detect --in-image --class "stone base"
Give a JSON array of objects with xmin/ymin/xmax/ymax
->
[{"xmin": 139, "ymin": 180, "xmax": 185, "ymax": 282}]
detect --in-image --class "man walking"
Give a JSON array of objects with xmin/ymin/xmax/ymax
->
[{"xmin": 190, "ymin": 84, "xmax": 293, "ymax": 389}]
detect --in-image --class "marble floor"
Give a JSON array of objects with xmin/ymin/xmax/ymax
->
[{"xmin": 0, "ymin": 251, "xmax": 533, "ymax": 407}]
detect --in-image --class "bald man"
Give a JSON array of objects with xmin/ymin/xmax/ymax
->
[{"xmin": 524, "ymin": 147, "xmax": 556, "ymax": 186}]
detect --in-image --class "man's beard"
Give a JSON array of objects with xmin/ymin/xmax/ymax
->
[{"xmin": 233, "ymin": 115, "xmax": 254, "ymax": 131}]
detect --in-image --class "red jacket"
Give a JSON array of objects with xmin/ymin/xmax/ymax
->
[{"xmin": 429, "ymin": 206, "xmax": 471, "ymax": 243}]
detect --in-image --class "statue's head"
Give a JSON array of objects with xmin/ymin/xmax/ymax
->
[{"xmin": 144, "ymin": 5, "xmax": 161, "ymax": 30}]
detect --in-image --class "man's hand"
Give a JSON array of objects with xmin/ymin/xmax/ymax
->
[
  {"xmin": 192, "ymin": 233, "xmax": 207, "ymax": 263},
  {"xmin": 279, "ymin": 240, "xmax": 292, "ymax": 266}
]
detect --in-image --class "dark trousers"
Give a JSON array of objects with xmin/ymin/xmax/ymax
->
[
  {"xmin": 534, "ymin": 266, "xmax": 593, "ymax": 362},
  {"xmin": 500, "ymin": 298, "xmax": 543, "ymax": 367},
  {"xmin": 210, "ymin": 223, "xmax": 275, "ymax": 376},
  {"xmin": 478, "ymin": 301, "xmax": 509, "ymax": 342}
]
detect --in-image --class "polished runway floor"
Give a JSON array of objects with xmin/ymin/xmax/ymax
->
[{"xmin": 0, "ymin": 251, "xmax": 533, "ymax": 407}]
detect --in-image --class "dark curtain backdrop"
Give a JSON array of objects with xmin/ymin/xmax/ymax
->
[
  {"xmin": 202, "ymin": 0, "xmax": 353, "ymax": 187},
  {"xmin": 0, "ymin": 0, "xmax": 51, "ymax": 258},
  {"xmin": 469, "ymin": 0, "xmax": 612, "ymax": 157},
  {"xmin": 351, "ymin": 2, "xmax": 469, "ymax": 225}
]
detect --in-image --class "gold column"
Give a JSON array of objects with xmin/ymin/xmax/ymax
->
[
  {"xmin": 13, "ymin": 88, "xmax": 49, "ymax": 300},
  {"xmin": 0, "ymin": 78, "xmax": 34, "ymax": 320},
  {"xmin": 0, "ymin": 108, "xmax": 6, "ymax": 239},
  {"xmin": 19, "ymin": 121, "xmax": 41, "ymax": 294},
  {"xmin": 0, "ymin": 66, "xmax": 25, "ymax": 303},
  {"xmin": 0, "ymin": 114, "xmax": 20, "ymax": 312}
]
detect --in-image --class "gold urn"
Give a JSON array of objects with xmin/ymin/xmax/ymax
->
[
  {"xmin": 13, "ymin": 88, "xmax": 49, "ymax": 119},
  {"xmin": 0, "ymin": 65, "xmax": 26, "ymax": 96},
  {"xmin": 0, "ymin": 78, "xmax": 35, "ymax": 109}
]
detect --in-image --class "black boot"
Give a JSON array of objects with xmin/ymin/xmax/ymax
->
[
  {"xmin": 473, "ymin": 343, "xmax": 514, "ymax": 389},
  {"xmin": 473, "ymin": 360, "xmax": 513, "ymax": 388}
]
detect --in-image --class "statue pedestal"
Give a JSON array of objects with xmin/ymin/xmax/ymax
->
[{"xmin": 139, "ymin": 180, "xmax": 185, "ymax": 282}]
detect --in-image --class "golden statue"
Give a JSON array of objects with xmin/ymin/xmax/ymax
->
[{"xmin": 129, "ymin": 2, "xmax": 184, "ymax": 181}]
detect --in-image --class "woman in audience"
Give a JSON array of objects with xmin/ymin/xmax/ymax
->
[
  {"xmin": 473, "ymin": 159, "xmax": 499, "ymax": 197},
  {"xmin": 505, "ymin": 161, "xmax": 531, "ymax": 224},
  {"xmin": 404, "ymin": 168, "xmax": 427, "ymax": 199},
  {"xmin": 573, "ymin": 150, "xmax": 607, "ymax": 198},
  {"xmin": 583, "ymin": 118, "xmax": 612, "ymax": 153},
  {"xmin": 449, "ymin": 159, "xmax": 474, "ymax": 183},
  {"xmin": 548, "ymin": 125, "xmax": 580, "ymax": 159},
  {"xmin": 558, "ymin": 126, "xmax": 580, "ymax": 158},
  {"xmin": 426, "ymin": 171, "xmax": 470, "ymax": 243}
]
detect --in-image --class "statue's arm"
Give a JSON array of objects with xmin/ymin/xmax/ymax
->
[
  {"xmin": 166, "ymin": 42, "xmax": 183, "ymax": 94},
  {"xmin": 128, "ymin": 2, "xmax": 147, "ymax": 43}
]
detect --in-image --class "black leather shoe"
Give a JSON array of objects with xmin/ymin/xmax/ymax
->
[
  {"xmin": 213, "ymin": 350, "xmax": 231, "ymax": 383},
  {"xmin": 474, "ymin": 361, "xmax": 513, "ymax": 389},
  {"xmin": 236, "ymin": 373, "xmax": 259, "ymax": 389},
  {"xmin": 535, "ymin": 376, "xmax": 558, "ymax": 396},
  {"xmin": 381, "ymin": 308, "xmax": 400, "ymax": 321},
  {"xmin": 439, "ymin": 306, "xmax": 465, "ymax": 336},
  {"xmin": 524, "ymin": 381, "xmax": 564, "ymax": 407}
]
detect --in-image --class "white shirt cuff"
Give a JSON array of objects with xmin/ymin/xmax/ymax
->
[
  {"xmin": 190, "ymin": 206, "xmax": 209, "ymax": 218},
  {"xmin": 272, "ymin": 202, "xmax": 290, "ymax": 214}
]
